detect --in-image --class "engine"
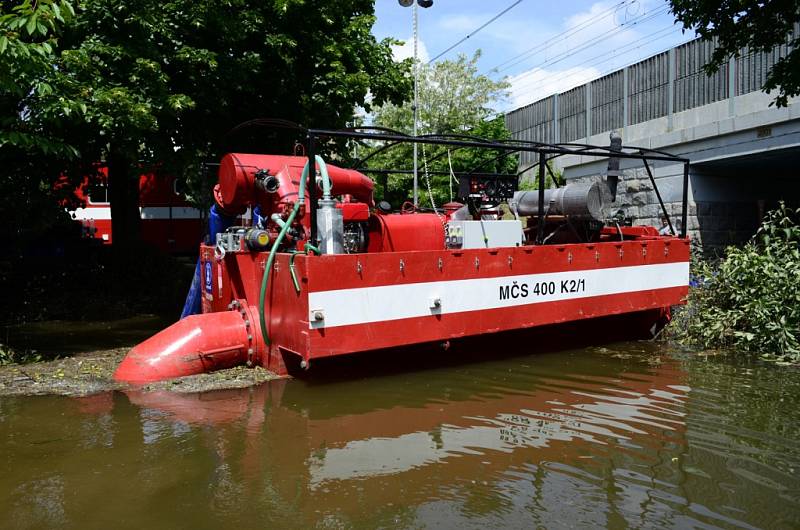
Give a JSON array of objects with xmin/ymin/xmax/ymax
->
[
  {"xmin": 209, "ymin": 151, "xmax": 621, "ymax": 257},
  {"xmin": 211, "ymin": 153, "xmax": 448, "ymax": 256}
]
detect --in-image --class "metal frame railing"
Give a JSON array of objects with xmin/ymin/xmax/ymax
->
[
  {"xmin": 223, "ymin": 119, "xmax": 690, "ymax": 245},
  {"xmin": 303, "ymin": 126, "xmax": 690, "ymax": 245}
]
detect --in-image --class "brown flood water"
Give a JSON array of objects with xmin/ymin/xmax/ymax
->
[{"xmin": 1, "ymin": 342, "xmax": 799, "ymax": 529}]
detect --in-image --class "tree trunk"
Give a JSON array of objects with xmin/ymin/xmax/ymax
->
[{"xmin": 107, "ymin": 148, "xmax": 141, "ymax": 260}]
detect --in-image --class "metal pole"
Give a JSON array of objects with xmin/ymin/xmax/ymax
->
[
  {"xmin": 681, "ymin": 162, "xmax": 689, "ymax": 238},
  {"xmin": 308, "ymin": 133, "xmax": 317, "ymax": 245},
  {"xmin": 536, "ymin": 153, "xmax": 546, "ymax": 244},
  {"xmin": 544, "ymin": 158, "xmax": 561, "ymax": 188},
  {"xmin": 643, "ymin": 158, "xmax": 674, "ymax": 235},
  {"xmin": 412, "ymin": 2, "xmax": 419, "ymax": 207}
]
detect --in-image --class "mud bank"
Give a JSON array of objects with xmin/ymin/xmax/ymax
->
[{"xmin": 0, "ymin": 348, "xmax": 281, "ymax": 397}]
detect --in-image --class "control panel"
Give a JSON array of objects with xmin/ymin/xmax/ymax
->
[
  {"xmin": 458, "ymin": 174, "xmax": 518, "ymax": 204},
  {"xmin": 446, "ymin": 220, "xmax": 523, "ymax": 249}
]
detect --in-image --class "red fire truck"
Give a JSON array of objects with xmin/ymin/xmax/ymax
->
[{"xmin": 69, "ymin": 169, "xmax": 204, "ymax": 254}]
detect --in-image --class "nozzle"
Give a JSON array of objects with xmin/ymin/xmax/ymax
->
[{"xmin": 113, "ymin": 310, "xmax": 260, "ymax": 384}]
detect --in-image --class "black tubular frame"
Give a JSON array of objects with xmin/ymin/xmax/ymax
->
[{"xmin": 301, "ymin": 127, "xmax": 690, "ymax": 245}]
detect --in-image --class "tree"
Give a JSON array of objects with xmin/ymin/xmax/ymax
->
[
  {"xmin": 18, "ymin": 0, "xmax": 411, "ymax": 253},
  {"xmin": 669, "ymin": 0, "xmax": 800, "ymax": 107},
  {"xmin": 0, "ymin": 1, "xmax": 80, "ymax": 256},
  {"xmin": 366, "ymin": 51, "xmax": 516, "ymax": 207},
  {"xmin": 1, "ymin": 0, "xmax": 76, "ymax": 153}
]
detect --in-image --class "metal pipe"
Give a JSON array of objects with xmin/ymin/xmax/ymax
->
[
  {"xmin": 270, "ymin": 213, "xmax": 287, "ymax": 229},
  {"xmin": 606, "ymin": 131, "xmax": 622, "ymax": 201},
  {"xmin": 681, "ymin": 163, "xmax": 689, "ymax": 238},
  {"xmin": 537, "ymin": 154, "xmax": 546, "ymax": 244},
  {"xmin": 230, "ymin": 118, "xmax": 685, "ymax": 161},
  {"xmin": 307, "ymin": 129, "xmax": 690, "ymax": 163},
  {"xmin": 643, "ymin": 158, "xmax": 674, "ymax": 236},
  {"xmin": 412, "ymin": 1, "xmax": 419, "ymax": 207},
  {"xmin": 545, "ymin": 161, "xmax": 561, "ymax": 188},
  {"xmin": 358, "ymin": 168, "xmax": 513, "ymax": 178},
  {"xmin": 353, "ymin": 140, "xmax": 403, "ymax": 167},
  {"xmin": 308, "ymin": 133, "xmax": 317, "ymax": 245}
]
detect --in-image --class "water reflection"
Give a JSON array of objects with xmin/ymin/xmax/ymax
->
[{"xmin": 1, "ymin": 346, "xmax": 799, "ymax": 529}]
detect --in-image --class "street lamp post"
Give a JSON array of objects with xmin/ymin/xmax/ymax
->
[{"xmin": 399, "ymin": 0, "xmax": 433, "ymax": 207}]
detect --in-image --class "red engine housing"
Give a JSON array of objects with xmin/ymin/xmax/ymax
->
[
  {"xmin": 215, "ymin": 154, "xmax": 374, "ymax": 225},
  {"xmin": 367, "ymin": 213, "xmax": 445, "ymax": 252}
]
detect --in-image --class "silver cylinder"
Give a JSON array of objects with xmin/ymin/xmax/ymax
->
[
  {"xmin": 512, "ymin": 182, "xmax": 605, "ymax": 221},
  {"xmin": 316, "ymin": 199, "xmax": 344, "ymax": 254}
]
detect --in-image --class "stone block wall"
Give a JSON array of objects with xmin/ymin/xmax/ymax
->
[{"xmin": 694, "ymin": 200, "xmax": 760, "ymax": 250}]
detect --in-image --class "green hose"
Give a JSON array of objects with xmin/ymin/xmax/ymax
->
[
  {"xmin": 288, "ymin": 252, "xmax": 301, "ymax": 293},
  {"xmin": 259, "ymin": 202, "xmax": 299, "ymax": 346},
  {"xmin": 316, "ymin": 155, "xmax": 332, "ymax": 200},
  {"xmin": 258, "ymin": 158, "xmax": 327, "ymax": 347},
  {"xmin": 288, "ymin": 243, "xmax": 321, "ymax": 294}
]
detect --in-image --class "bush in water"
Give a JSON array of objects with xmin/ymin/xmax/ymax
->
[{"xmin": 678, "ymin": 203, "xmax": 800, "ymax": 361}]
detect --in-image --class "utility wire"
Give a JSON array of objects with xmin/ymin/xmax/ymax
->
[
  {"xmin": 505, "ymin": 5, "xmax": 669, "ymax": 88},
  {"xmin": 507, "ymin": 5, "xmax": 669, "ymax": 87},
  {"xmin": 486, "ymin": 0, "xmax": 633, "ymax": 75},
  {"xmin": 520, "ymin": 26, "xmax": 680, "ymax": 96},
  {"xmin": 485, "ymin": 25, "xmax": 681, "ymax": 119},
  {"xmin": 428, "ymin": 0, "xmax": 524, "ymax": 63},
  {"xmin": 497, "ymin": 26, "xmax": 688, "ymax": 115}
]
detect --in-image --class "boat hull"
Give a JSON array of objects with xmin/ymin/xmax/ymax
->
[{"xmin": 197, "ymin": 236, "xmax": 690, "ymax": 376}]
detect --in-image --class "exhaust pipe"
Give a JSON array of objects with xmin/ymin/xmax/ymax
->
[
  {"xmin": 606, "ymin": 131, "xmax": 622, "ymax": 202},
  {"xmin": 511, "ymin": 182, "xmax": 606, "ymax": 222},
  {"xmin": 113, "ymin": 307, "xmax": 262, "ymax": 384}
]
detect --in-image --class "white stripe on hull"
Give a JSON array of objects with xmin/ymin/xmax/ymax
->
[
  {"xmin": 308, "ymin": 262, "xmax": 689, "ymax": 329},
  {"xmin": 70, "ymin": 206, "xmax": 202, "ymax": 221},
  {"xmin": 140, "ymin": 206, "xmax": 202, "ymax": 220},
  {"xmin": 71, "ymin": 207, "xmax": 112, "ymax": 220}
]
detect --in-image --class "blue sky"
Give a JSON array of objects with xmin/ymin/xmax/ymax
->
[{"xmin": 372, "ymin": 0, "xmax": 696, "ymax": 114}]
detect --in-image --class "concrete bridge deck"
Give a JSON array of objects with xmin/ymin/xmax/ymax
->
[{"xmin": 505, "ymin": 35, "xmax": 799, "ymax": 249}]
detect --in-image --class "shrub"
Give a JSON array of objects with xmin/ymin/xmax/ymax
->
[
  {"xmin": 0, "ymin": 344, "xmax": 41, "ymax": 366},
  {"xmin": 678, "ymin": 203, "xmax": 800, "ymax": 361}
]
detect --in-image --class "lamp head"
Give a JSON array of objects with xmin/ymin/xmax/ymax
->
[{"xmin": 398, "ymin": 0, "xmax": 433, "ymax": 6}]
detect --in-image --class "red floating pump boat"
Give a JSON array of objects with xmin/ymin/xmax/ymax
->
[{"xmin": 114, "ymin": 129, "xmax": 690, "ymax": 383}]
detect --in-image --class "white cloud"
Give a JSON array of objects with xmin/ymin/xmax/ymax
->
[
  {"xmin": 392, "ymin": 37, "xmax": 430, "ymax": 63},
  {"xmin": 507, "ymin": 65, "xmax": 602, "ymax": 109},
  {"xmin": 502, "ymin": 0, "xmax": 669, "ymax": 110}
]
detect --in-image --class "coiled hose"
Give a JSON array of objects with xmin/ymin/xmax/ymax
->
[{"xmin": 258, "ymin": 156, "xmax": 328, "ymax": 347}]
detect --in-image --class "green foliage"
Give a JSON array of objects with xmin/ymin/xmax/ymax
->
[
  {"xmin": 366, "ymin": 51, "xmax": 515, "ymax": 206},
  {"xmin": 0, "ymin": 0, "xmax": 77, "ymax": 156},
  {"xmin": 37, "ymin": 0, "xmax": 411, "ymax": 159},
  {"xmin": 0, "ymin": 344, "xmax": 41, "ymax": 365},
  {"xmin": 518, "ymin": 162, "xmax": 564, "ymax": 191},
  {"xmin": 669, "ymin": 0, "xmax": 800, "ymax": 107},
  {"xmin": 2, "ymin": 0, "xmax": 411, "ymax": 253},
  {"xmin": 0, "ymin": 1, "xmax": 80, "ymax": 253},
  {"xmin": 677, "ymin": 203, "xmax": 800, "ymax": 361}
]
